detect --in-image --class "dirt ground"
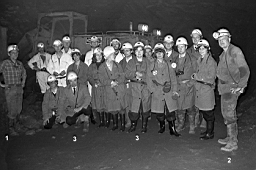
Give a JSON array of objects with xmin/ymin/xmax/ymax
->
[{"xmin": 4, "ymin": 97, "xmax": 256, "ymax": 170}]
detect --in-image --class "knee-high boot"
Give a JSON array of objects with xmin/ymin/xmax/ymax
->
[
  {"xmin": 105, "ymin": 112, "xmax": 111, "ymax": 128},
  {"xmin": 188, "ymin": 114, "xmax": 196, "ymax": 134},
  {"xmin": 141, "ymin": 116, "xmax": 148, "ymax": 133},
  {"xmin": 168, "ymin": 120, "xmax": 181, "ymax": 137},
  {"xmin": 98, "ymin": 112, "xmax": 105, "ymax": 128},
  {"xmin": 156, "ymin": 114, "xmax": 165, "ymax": 134},
  {"xmin": 120, "ymin": 114, "xmax": 125, "ymax": 132},
  {"xmin": 176, "ymin": 112, "xmax": 185, "ymax": 132},
  {"xmin": 200, "ymin": 120, "xmax": 214, "ymax": 140},
  {"xmin": 111, "ymin": 114, "xmax": 118, "ymax": 131}
]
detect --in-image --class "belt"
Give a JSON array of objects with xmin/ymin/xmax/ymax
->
[
  {"xmin": 196, "ymin": 80, "xmax": 214, "ymax": 88},
  {"xmin": 6, "ymin": 84, "xmax": 22, "ymax": 87},
  {"xmin": 130, "ymin": 79, "xmax": 147, "ymax": 85},
  {"xmin": 219, "ymin": 79, "xmax": 235, "ymax": 85}
]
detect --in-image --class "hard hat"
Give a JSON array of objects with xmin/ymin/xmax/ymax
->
[
  {"xmin": 47, "ymin": 75, "xmax": 57, "ymax": 83},
  {"xmin": 7, "ymin": 45, "xmax": 19, "ymax": 53},
  {"xmin": 190, "ymin": 29, "xmax": 203, "ymax": 37},
  {"xmin": 121, "ymin": 42, "xmax": 133, "ymax": 50},
  {"xmin": 37, "ymin": 43, "xmax": 44, "ymax": 48},
  {"xmin": 53, "ymin": 40, "xmax": 62, "ymax": 46},
  {"xmin": 103, "ymin": 46, "xmax": 115, "ymax": 58},
  {"xmin": 134, "ymin": 42, "xmax": 145, "ymax": 48},
  {"xmin": 110, "ymin": 38, "xmax": 121, "ymax": 46},
  {"xmin": 153, "ymin": 43, "xmax": 166, "ymax": 53},
  {"xmin": 213, "ymin": 28, "xmax": 231, "ymax": 40},
  {"xmin": 93, "ymin": 47, "xmax": 103, "ymax": 54},
  {"xmin": 144, "ymin": 45, "xmax": 152, "ymax": 50},
  {"xmin": 67, "ymin": 71, "xmax": 78, "ymax": 81},
  {"xmin": 164, "ymin": 35, "xmax": 174, "ymax": 43},
  {"xmin": 175, "ymin": 37, "xmax": 188, "ymax": 46},
  {"xmin": 71, "ymin": 48, "xmax": 81, "ymax": 55},
  {"xmin": 197, "ymin": 39, "xmax": 210, "ymax": 50},
  {"xmin": 90, "ymin": 36, "xmax": 99, "ymax": 42},
  {"xmin": 62, "ymin": 36, "xmax": 71, "ymax": 42}
]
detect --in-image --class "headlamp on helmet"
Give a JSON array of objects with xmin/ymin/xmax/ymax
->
[
  {"xmin": 53, "ymin": 40, "xmax": 62, "ymax": 46},
  {"xmin": 62, "ymin": 36, "xmax": 71, "ymax": 42},
  {"xmin": 67, "ymin": 71, "xmax": 78, "ymax": 81},
  {"xmin": 153, "ymin": 43, "xmax": 166, "ymax": 53},
  {"xmin": 175, "ymin": 37, "xmax": 188, "ymax": 46},
  {"xmin": 196, "ymin": 39, "xmax": 210, "ymax": 50},
  {"xmin": 47, "ymin": 75, "xmax": 57, "ymax": 83},
  {"xmin": 37, "ymin": 43, "xmax": 44, "ymax": 48},
  {"xmin": 213, "ymin": 28, "xmax": 231, "ymax": 40},
  {"xmin": 7, "ymin": 45, "xmax": 19, "ymax": 53},
  {"xmin": 190, "ymin": 29, "xmax": 203, "ymax": 37},
  {"xmin": 93, "ymin": 47, "xmax": 103, "ymax": 54},
  {"xmin": 164, "ymin": 35, "xmax": 174, "ymax": 43}
]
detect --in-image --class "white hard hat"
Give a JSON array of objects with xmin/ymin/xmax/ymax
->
[
  {"xmin": 103, "ymin": 46, "xmax": 115, "ymax": 58},
  {"xmin": 164, "ymin": 35, "xmax": 174, "ymax": 43},
  {"xmin": 7, "ymin": 45, "xmax": 19, "ymax": 53},
  {"xmin": 190, "ymin": 29, "xmax": 203, "ymax": 37},
  {"xmin": 213, "ymin": 28, "xmax": 231, "ymax": 40},
  {"xmin": 153, "ymin": 43, "xmax": 166, "ymax": 53},
  {"xmin": 110, "ymin": 38, "xmax": 121, "ymax": 46},
  {"xmin": 176, "ymin": 37, "xmax": 188, "ymax": 46},
  {"xmin": 93, "ymin": 47, "xmax": 103, "ymax": 54},
  {"xmin": 134, "ymin": 42, "xmax": 145, "ymax": 48},
  {"xmin": 71, "ymin": 48, "xmax": 81, "ymax": 55},
  {"xmin": 62, "ymin": 36, "xmax": 71, "ymax": 42},
  {"xmin": 53, "ymin": 40, "xmax": 62, "ymax": 46},
  {"xmin": 197, "ymin": 39, "xmax": 210, "ymax": 50},
  {"xmin": 144, "ymin": 45, "xmax": 152, "ymax": 50},
  {"xmin": 90, "ymin": 36, "xmax": 99, "ymax": 42},
  {"xmin": 121, "ymin": 42, "xmax": 133, "ymax": 50},
  {"xmin": 37, "ymin": 43, "xmax": 44, "ymax": 48},
  {"xmin": 67, "ymin": 71, "xmax": 78, "ymax": 81},
  {"xmin": 47, "ymin": 75, "xmax": 57, "ymax": 83}
]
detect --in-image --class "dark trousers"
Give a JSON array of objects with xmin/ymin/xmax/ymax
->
[
  {"xmin": 200, "ymin": 110, "xmax": 215, "ymax": 122},
  {"xmin": 129, "ymin": 101, "xmax": 150, "ymax": 121},
  {"xmin": 66, "ymin": 106, "xmax": 92, "ymax": 126},
  {"xmin": 44, "ymin": 116, "xmax": 56, "ymax": 129},
  {"xmin": 154, "ymin": 102, "xmax": 176, "ymax": 121}
]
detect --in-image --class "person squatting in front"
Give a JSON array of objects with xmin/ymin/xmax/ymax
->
[
  {"xmin": 125, "ymin": 42, "xmax": 151, "ymax": 133},
  {"xmin": 58, "ymin": 71, "xmax": 92, "ymax": 132},
  {"xmin": 47, "ymin": 40, "xmax": 73, "ymax": 87},
  {"xmin": 171, "ymin": 37, "xmax": 197, "ymax": 134},
  {"xmin": 0, "ymin": 45, "xmax": 27, "ymax": 136},
  {"xmin": 42, "ymin": 75, "xmax": 65, "ymax": 129},
  {"xmin": 98, "ymin": 46, "xmax": 126, "ymax": 131},
  {"xmin": 191, "ymin": 39, "xmax": 217, "ymax": 140},
  {"xmin": 28, "ymin": 42, "xmax": 51, "ymax": 96},
  {"xmin": 88, "ymin": 47, "xmax": 106, "ymax": 128},
  {"xmin": 213, "ymin": 28, "xmax": 250, "ymax": 152},
  {"xmin": 147, "ymin": 43, "xmax": 180, "ymax": 137}
]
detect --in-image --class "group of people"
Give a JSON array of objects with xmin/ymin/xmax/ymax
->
[{"xmin": 0, "ymin": 27, "xmax": 250, "ymax": 152}]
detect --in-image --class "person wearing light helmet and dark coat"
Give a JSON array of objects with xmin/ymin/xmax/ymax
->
[
  {"xmin": 147, "ymin": 43, "xmax": 180, "ymax": 136},
  {"xmin": 61, "ymin": 36, "xmax": 72, "ymax": 56},
  {"xmin": 28, "ymin": 42, "xmax": 51, "ymax": 95},
  {"xmin": 59, "ymin": 72, "xmax": 92, "ymax": 132},
  {"xmin": 88, "ymin": 47, "xmax": 106, "ymax": 128},
  {"xmin": 213, "ymin": 28, "xmax": 250, "ymax": 152},
  {"xmin": 119, "ymin": 42, "xmax": 133, "ymax": 129},
  {"xmin": 42, "ymin": 75, "xmax": 65, "ymax": 129},
  {"xmin": 125, "ymin": 42, "xmax": 151, "ymax": 133},
  {"xmin": 0, "ymin": 45, "xmax": 27, "ymax": 136},
  {"xmin": 99, "ymin": 46, "xmax": 126, "ymax": 131},
  {"xmin": 110, "ymin": 38, "xmax": 124, "ymax": 63},
  {"xmin": 187, "ymin": 29, "xmax": 207, "ymax": 129},
  {"xmin": 163, "ymin": 35, "xmax": 178, "ymax": 62},
  {"xmin": 191, "ymin": 39, "xmax": 217, "ymax": 140},
  {"xmin": 47, "ymin": 40, "xmax": 73, "ymax": 87},
  {"xmin": 170, "ymin": 37, "xmax": 197, "ymax": 134}
]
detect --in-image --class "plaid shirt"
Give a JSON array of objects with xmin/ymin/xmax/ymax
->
[{"xmin": 0, "ymin": 59, "xmax": 27, "ymax": 85}]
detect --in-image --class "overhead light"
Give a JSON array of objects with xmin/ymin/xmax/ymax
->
[
  {"xmin": 153, "ymin": 29, "xmax": 161, "ymax": 36},
  {"xmin": 138, "ymin": 24, "xmax": 149, "ymax": 32}
]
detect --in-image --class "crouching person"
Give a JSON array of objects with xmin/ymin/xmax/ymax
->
[
  {"xmin": 42, "ymin": 75, "xmax": 64, "ymax": 129},
  {"xmin": 59, "ymin": 71, "xmax": 92, "ymax": 132}
]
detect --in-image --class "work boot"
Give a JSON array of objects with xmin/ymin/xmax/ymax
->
[
  {"xmin": 111, "ymin": 114, "xmax": 118, "ymax": 131},
  {"xmin": 141, "ymin": 116, "xmax": 148, "ymax": 133},
  {"xmin": 168, "ymin": 120, "xmax": 181, "ymax": 137},
  {"xmin": 158, "ymin": 121, "xmax": 165, "ymax": 134},
  {"xmin": 127, "ymin": 120, "xmax": 137, "ymax": 133},
  {"xmin": 200, "ymin": 120, "xmax": 214, "ymax": 140},
  {"xmin": 120, "ymin": 114, "xmax": 125, "ymax": 132},
  {"xmin": 218, "ymin": 124, "xmax": 232, "ymax": 145},
  {"xmin": 105, "ymin": 112, "xmax": 111, "ymax": 128},
  {"xmin": 98, "ymin": 112, "xmax": 105, "ymax": 128},
  {"xmin": 176, "ymin": 113, "xmax": 185, "ymax": 132},
  {"xmin": 221, "ymin": 123, "xmax": 238, "ymax": 152},
  {"xmin": 188, "ymin": 115, "xmax": 196, "ymax": 134}
]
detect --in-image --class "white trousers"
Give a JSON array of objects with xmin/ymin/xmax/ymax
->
[{"xmin": 36, "ymin": 71, "xmax": 50, "ymax": 93}]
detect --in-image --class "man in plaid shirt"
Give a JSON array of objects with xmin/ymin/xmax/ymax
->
[{"xmin": 0, "ymin": 45, "xmax": 26, "ymax": 136}]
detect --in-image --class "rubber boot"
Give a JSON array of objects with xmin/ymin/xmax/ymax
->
[
  {"xmin": 111, "ymin": 114, "xmax": 118, "ymax": 131},
  {"xmin": 176, "ymin": 113, "xmax": 185, "ymax": 132},
  {"xmin": 141, "ymin": 116, "xmax": 148, "ymax": 133},
  {"xmin": 125, "ymin": 111, "xmax": 131, "ymax": 128},
  {"xmin": 188, "ymin": 115, "xmax": 196, "ymax": 134},
  {"xmin": 168, "ymin": 120, "xmax": 181, "ymax": 137},
  {"xmin": 200, "ymin": 120, "xmax": 214, "ymax": 140},
  {"xmin": 90, "ymin": 111, "xmax": 97, "ymax": 125},
  {"xmin": 98, "ymin": 112, "xmax": 105, "ymax": 128},
  {"xmin": 105, "ymin": 112, "xmax": 111, "ymax": 128},
  {"xmin": 127, "ymin": 120, "xmax": 137, "ymax": 133},
  {"xmin": 120, "ymin": 114, "xmax": 125, "ymax": 132},
  {"xmin": 221, "ymin": 123, "xmax": 238, "ymax": 152},
  {"xmin": 194, "ymin": 107, "xmax": 200, "ymax": 127}
]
